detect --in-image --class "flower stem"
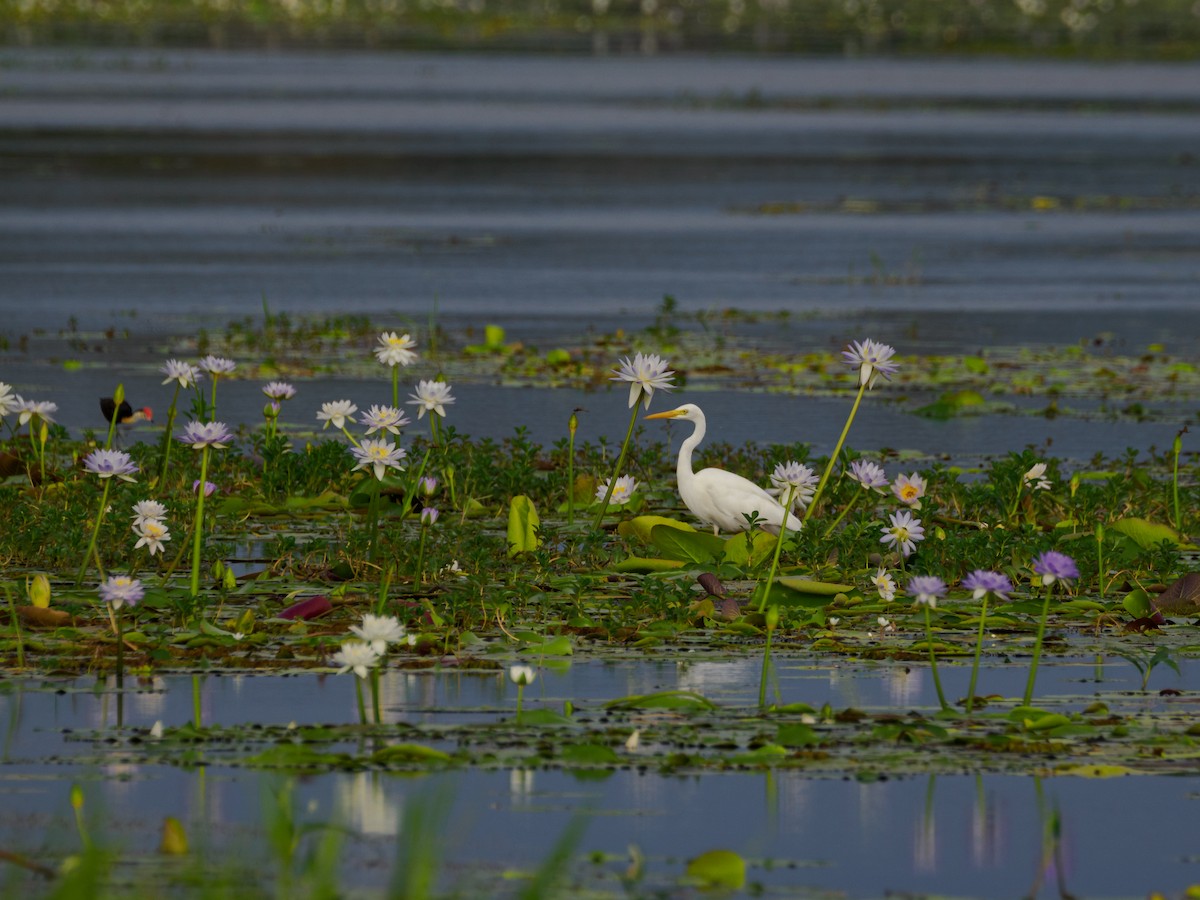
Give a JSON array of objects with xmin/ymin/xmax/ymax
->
[
  {"xmin": 114, "ymin": 604, "xmax": 124, "ymax": 680},
  {"xmin": 355, "ymin": 677, "xmax": 367, "ymax": 725},
  {"xmin": 209, "ymin": 376, "xmax": 219, "ymax": 422},
  {"xmin": 593, "ymin": 404, "xmax": 638, "ymax": 530},
  {"xmin": 822, "ymin": 487, "xmax": 863, "ymax": 539},
  {"xmin": 391, "ymin": 366, "xmax": 399, "ymax": 410},
  {"xmin": 192, "ymin": 674, "xmax": 202, "ymax": 728},
  {"xmin": 804, "ymin": 382, "xmax": 867, "ymax": 522},
  {"xmin": 415, "ymin": 523, "xmax": 429, "ymax": 587},
  {"xmin": 1023, "ymin": 589, "xmax": 1053, "ymax": 706},
  {"xmin": 370, "ymin": 669, "xmax": 381, "ymax": 724},
  {"xmin": 757, "ymin": 609, "xmax": 776, "ymax": 710},
  {"xmin": 77, "ymin": 478, "xmax": 113, "ymax": 586},
  {"xmin": 189, "ymin": 446, "xmax": 211, "ymax": 603},
  {"xmin": 567, "ymin": 411, "xmax": 578, "ymax": 526},
  {"xmin": 965, "ymin": 594, "xmax": 990, "ymax": 712},
  {"xmin": 757, "ymin": 486, "xmax": 796, "ymax": 613},
  {"xmin": 925, "ymin": 604, "xmax": 950, "ymax": 712},
  {"xmin": 157, "ymin": 385, "xmax": 180, "ymax": 487}
]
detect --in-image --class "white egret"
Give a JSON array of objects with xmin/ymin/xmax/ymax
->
[{"xmin": 645, "ymin": 403, "xmax": 802, "ymax": 535}]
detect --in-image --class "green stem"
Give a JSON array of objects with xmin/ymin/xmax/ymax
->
[
  {"xmin": 757, "ymin": 485, "xmax": 796, "ymax": 612},
  {"xmin": 192, "ymin": 674, "xmax": 202, "ymax": 728},
  {"xmin": 77, "ymin": 478, "xmax": 113, "ymax": 586},
  {"xmin": 355, "ymin": 677, "xmax": 367, "ymax": 725},
  {"xmin": 567, "ymin": 413, "xmax": 578, "ymax": 526},
  {"xmin": 189, "ymin": 446, "xmax": 211, "ymax": 602},
  {"xmin": 804, "ymin": 382, "xmax": 867, "ymax": 522},
  {"xmin": 5, "ymin": 586, "xmax": 24, "ymax": 669},
  {"xmin": 925, "ymin": 604, "xmax": 950, "ymax": 712},
  {"xmin": 965, "ymin": 594, "xmax": 989, "ymax": 712},
  {"xmin": 822, "ymin": 487, "xmax": 863, "ymax": 539},
  {"xmin": 1023, "ymin": 589, "xmax": 1053, "ymax": 706},
  {"xmin": 158, "ymin": 386, "xmax": 181, "ymax": 486},
  {"xmin": 376, "ymin": 565, "xmax": 392, "ymax": 616},
  {"xmin": 209, "ymin": 376, "xmax": 219, "ymax": 422},
  {"xmin": 114, "ymin": 605, "xmax": 124, "ymax": 680},
  {"xmin": 516, "ymin": 683, "xmax": 525, "ymax": 724},
  {"xmin": 366, "ymin": 480, "xmax": 381, "ymax": 564},
  {"xmin": 593, "ymin": 404, "xmax": 639, "ymax": 531},
  {"xmin": 415, "ymin": 524, "xmax": 429, "ymax": 587},
  {"xmin": 758, "ymin": 613, "xmax": 775, "ymax": 709},
  {"xmin": 391, "ymin": 367, "xmax": 399, "ymax": 409},
  {"xmin": 370, "ymin": 669, "xmax": 381, "ymax": 725}
]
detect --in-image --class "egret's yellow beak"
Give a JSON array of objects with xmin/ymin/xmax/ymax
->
[{"xmin": 645, "ymin": 408, "xmax": 684, "ymax": 420}]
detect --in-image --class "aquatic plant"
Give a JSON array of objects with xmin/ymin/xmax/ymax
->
[
  {"xmin": 77, "ymin": 448, "xmax": 139, "ymax": 585},
  {"xmin": 509, "ymin": 664, "xmax": 535, "ymax": 724},
  {"xmin": 178, "ymin": 420, "xmax": 233, "ymax": 605},
  {"xmin": 1024, "ymin": 550, "xmax": 1080, "ymax": 705},
  {"xmin": 805, "ymin": 339, "xmax": 898, "ymax": 521},
  {"xmin": 880, "ymin": 509, "xmax": 925, "ymax": 560},
  {"xmin": 594, "ymin": 352, "xmax": 674, "ymax": 529},
  {"xmin": 158, "ymin": 359, "xmax": 202, "ymax": 486},
  {"xmin": 961, "ymin": 569, "xmax": 1013, "ymax": 711},
  {"xmin": 375, "ymin": 331, "xmax": 418, "ymax": 407},
  {"xmin": 909, "ymin": 575, "xmax": 949, "ymax": 712}
]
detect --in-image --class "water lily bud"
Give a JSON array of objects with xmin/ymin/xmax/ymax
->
[
  {"xmin": 70, "ymin": 785, "xmax": 84, "ymax": 812},
  {"xmin": 113, "ymin": 383, "xmax": 125, "ymax": 406},
  {"xmin": 420, "ymin": 476, "xmax": 438, "ymax": 497},
  {"xmin": 222, "ymin": 567, "xmax": 238, "ymax": 592},
  {"xmin": 263, "ymin": 402, "xmax": 280, "ymax": 419},
  {"xmin": 1069, "ymin": 473, "xmax": 1080, "ymax": 498},
  {"xmin": 1173, "ymin": 433, "xmax": 1183, "ymax": 456},
  {"xmin": 765, "ymin": 605, "xmax": 780, "ymax": 631},
  {"xmin": 27, "ymin": 573, "xmax": 51, "ymax": 608},
  {"xmin": 568, "ymin": 410, "xmax": 579, "ymax": 438},
  {"xmin": 1096, "ymin": 523, "xmax": 1105, "ymax": 544}
]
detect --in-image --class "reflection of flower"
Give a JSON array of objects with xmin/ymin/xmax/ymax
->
[
  {"xmin": 317, "ymin": 400, "xmax": 358, "ymax": 430},
  {"xmin": 892, "ymin": 472, "xmax": 926, "ymax": 509},
  {"xmin": 872, "ymin": 568, "xmax": 896, "ymax": 602},
  {"xmin": 361, "ymin": 405, "xmax": 410, "ymax": 435},
  {"xmin": 908, "ymin": 575, "xmax": 947, "ymax": 608},
  {"xmin": 1024, "ymin": 462, "xmax": 1052, "ymax": 491},
  {"xmin": 133, "ymin": 519, "xmax": 170, "ymax": 557},
  {"xmin": 842, "ymin": 338, "xmax": 899, "ymax": 388},
  {"xmin": 595, "ymin": 475, "xmax": 639, "ymax": 505},
  {"xmin": 179, "ymin": 421, "xmax": 234, "ymax": 449},
  {"xmin": 161, "ymin": 360, "xmax": 201, "ymax": 388},
  {"xmin": 611, "ymin": 352, "xmax": 675, "ymax": 409},
  {"xmin": 849, "ymin": 459, "xmax": 888, "ymax": 491},
  {"xmin": 350, "ymin": 438, "xmax": 406, "ymax": 480},
  {"xmin": 880, "ymin": 510, "xmax": 925, "ymax": 558},
  {"xmin": 769, "ymin": 461, "xmax": 819, "ymax": 510},
  {"xmin": 332, "ymin": 641, "xmax": 381, "ymax": 679},
  {"xmin": 1032, "ymin": 550, "xmax": 1078, "ymax": 585},
  {"xmin": 509, "ymin": 665, "xmax": 535, "ymax": 686},
  {"xmin": 83, "ymin": 449, "xmax": 139, "ymax": 482},
  {"xmin": 375, "ymin": 331, "xmax": 418, "ymax": 368},
  {"xmin": 407, "ymin": 381, "xmax": 455, "ymax": 419},
  {"xmin": 99, "ymin": 575, "xmax": 144, "ymax": 610},
  {"xmin": 962, "ymin": 570, "xmax": 1012, "ymax": 601},
  {"xmin": 262, "ymin": 381, "xmax": 296, "ymax": 401},
  {"xmin": 350, "ymin": 614, "xmax": 408, "ymax": 655}
]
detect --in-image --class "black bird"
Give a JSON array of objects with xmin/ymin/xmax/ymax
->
[{"xmin": 100, "ymin": 397, "xmax": 153, "ymax": 426}]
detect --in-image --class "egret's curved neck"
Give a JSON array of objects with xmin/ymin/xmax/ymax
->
[{"xmin": 678, "ymin": 414, "xmax": 705, "ymax": 481}]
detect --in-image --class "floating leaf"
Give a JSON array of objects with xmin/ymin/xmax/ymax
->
[
  {"xmin": 776, "ymin": 724, "xmax": 820, "ymax": 747},
  {"xmin": 611, "ymin": 557, "xmax": 685, "ymax": 573},
  {"xmin": 507, "ymin": 495, "xmax": 541, "ymax": 557},
  {"xmin": 605, "ymin": 690, "xmax": 717, "ymax": 711},
  {"xmin": 1123, "ymin": 588, "xmax": 1153, "ymax": 618},
  {"xmin": 1110, "ymin": 517, "xmax": 1186, "ymax": 550},
  {"xmin": 649, "ymin": 524, "xmax": 724, "ymax": 564},
  {"xmin": 685, "ymin": 849, "xmax": 746, "ymax": 890},
  {"xmin": 371, "ymin": 743, "xmax": 452, "ymax": 764},
  {"xmin": 1152, "ymin": 573, "xmax": 1200, "ymax": 616},
  {"xmin": 559, "ymin": 744, "xmax": 620, "ymax": 765},
  {"xmin": 519, "ymin": 635, "xmax": 573, "ymax": 656},
  {"xmin": 913, "ymin": 390, "xmax": 987, "ymax": 419},
  {"xmin": 618, "ymin": 515, "xmax": 696, "ymax": 545}
]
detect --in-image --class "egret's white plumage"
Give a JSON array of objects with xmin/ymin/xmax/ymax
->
[{"xmin": 645, "ymin": 403, "xmax": 802, "ymax": 535}]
